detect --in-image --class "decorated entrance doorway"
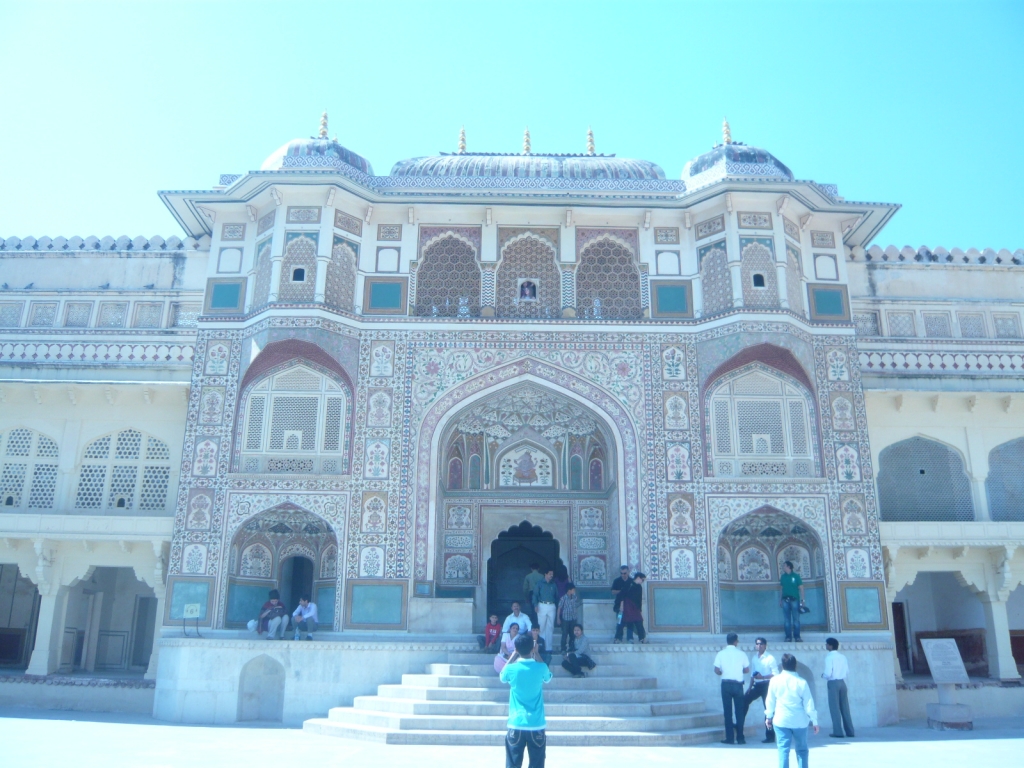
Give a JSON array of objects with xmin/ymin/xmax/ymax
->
[{"xmin": 487, "ymin": 521, "xmax": 564, "ymax": 620}]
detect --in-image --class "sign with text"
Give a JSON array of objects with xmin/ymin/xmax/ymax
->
[
  {"xmin": 183, "ymin": 603, "xmax": 201, "ymax": 620},
  {"xmin": 920, "ymin": 638, "xmax": 970, "ymax": 685}
]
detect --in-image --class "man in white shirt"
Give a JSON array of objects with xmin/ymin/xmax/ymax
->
[
  {"xmin": 741, "ymin": 637, "xmax": 779, "ymax": 743},
  {"xmin": 292, "ymin": 594, "xmax": 318, "ymax": 641},
  {"xmin": 713, "ymin": 632, "xmax": 750, "ymax": 744},
  {"xmin": 502, "ymin": 602, "xmax": 532, "ymax": 643},
  {"xmin": 822, "ymin": 637, "xmax": 855, "ymax": 738},
  {"xmin": 765, "ymin": 653, "xmax": 819, "ymax": 768}
]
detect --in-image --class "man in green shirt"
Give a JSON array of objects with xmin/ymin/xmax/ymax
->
[
  {"xmin": 500, "ymin": 632, "xmax": 553, "ymax": 768},
  {"xmin": 779, "ymin": 561, "xmax": 805, "ymax": 642}
]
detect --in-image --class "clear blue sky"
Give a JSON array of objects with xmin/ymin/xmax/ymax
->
[{"xmin": 1, "ymin": 1, "xmax": 1021, "ymax": 249}]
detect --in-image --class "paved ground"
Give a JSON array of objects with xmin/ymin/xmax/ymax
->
[{"xmin": 0, "ymin": 707, "xmax": 1021, "ymax": 768}]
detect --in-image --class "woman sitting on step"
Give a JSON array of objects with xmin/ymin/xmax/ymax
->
[{"xmin": 494, "ymin": 622, "xmax": 520, "ymax": 674}]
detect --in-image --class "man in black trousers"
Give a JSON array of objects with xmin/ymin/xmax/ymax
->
[
  {"xmin": 713, "ymin": 632, "xmax": 750, "ymax": 744},
  {"xmin": 741, "ymin": 637, "xmax": 779, "ymax": 742}
]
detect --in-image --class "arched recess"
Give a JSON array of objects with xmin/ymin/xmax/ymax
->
[
  {"xmin": 414, "ymin": 232, "xmax": 481, "ymax": 317},
  {"xmin": 495, "ymin": 232, "xmax": 561, "ymax": 318},
  {"xmin": 575, "ymin": 236, "xmax": 642, "ymax": 320},
  {"xmin": 740, "ymin": 239, "xmax": 780, "ymax": 308},
  {"xmin": 986, "ymin": 437, "xmax": 1024, "ymax": 522},
  {"xmin": 238, "ymin": 654, "xmax": 285, "ymax": 722},
  {"xmin": 278, "ymin": 234, "xmax": 318, "ymax": 302},
  {"xmin": 223, "ymin": 504, "xmax": 339, "ymax": 630},
  {"xmin": 418, "ymin": 367, "xmax": 637, "ymax": 590},
  {"xmin": 716, "ymin": 506, "xmax": 829, "ymax": 632},
  {"xmin": 877, "ymin": 436, "xmax": 975, "ymax": 522},
  {"xmin": 703, "ymin": 363, "xmax": 820, "ymax": 479},
  {"xmin": 232, "ymin": 340, "xmax": 355, "ymax": 475}
]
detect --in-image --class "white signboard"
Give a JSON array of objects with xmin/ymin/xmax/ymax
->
[
  {"xmin": 920, "ymin": 638, "xmax": 970, "ymax": 685},
  {"xmin": 183, "ymin": 603, "xmax": 201, "ymax": 620}
]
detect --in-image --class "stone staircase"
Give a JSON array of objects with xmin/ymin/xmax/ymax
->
[{"xmin": 304, "ymin": 650, "xmax": 733, "ymax": 746}]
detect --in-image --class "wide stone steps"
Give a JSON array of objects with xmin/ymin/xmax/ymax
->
[
  {"xmin": 351, "ymin": 697, "xmax": 705, "ymax": 717},
  {"xmin": 303, "ymin": 649, "xmax": 734, "ymax": 746}
]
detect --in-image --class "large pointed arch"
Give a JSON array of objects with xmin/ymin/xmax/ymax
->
[{"xmin": 412, "ymin": 360, "xmax": 643, "ymax": 582}]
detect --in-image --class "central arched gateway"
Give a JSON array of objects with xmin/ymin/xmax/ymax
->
[{"xmin": 431, "ymin": 379, "xmax": 623, "ymax": 628}]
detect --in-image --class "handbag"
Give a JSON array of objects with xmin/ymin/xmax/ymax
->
[{"xmin": 798, "ymin": 601, "xmax": 811, "ymax": 614}]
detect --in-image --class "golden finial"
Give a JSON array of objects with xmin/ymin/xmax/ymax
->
[
  {"xmin": 722, "ymin": 117, "xmax": 732, "ymax": 145},
  {"xmin": 319, "ymin": 110, "xmax": 329, "ymax": 139},
  {"xmin": 522, "ymin": 127, "xmax": 531, "ymax": 155},
  {"xmin": 458, "ymin": 126, "xmax": 466, "ymax": 154},
  {"xmin": 586, "ymin": 126, "xmax": 595, "ymax": 156}
]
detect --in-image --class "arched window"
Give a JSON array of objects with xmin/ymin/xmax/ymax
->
[
  {"xmin": 576, "ymin": 237, "xmax": 642, "ymax": 320},
  {"xmin": 569, "ymin": 455, "xmax": 583, "ymax": 491},
  {"xmin": 708, "ymin": 366, "xmax": 816, "ymax": 478},
  {"xmin": 589, "ymin": 458, "xmax": 604, "ymax": 491},
  {"xmin": 0, "ymin": 428, "xmax": 59, "ymax": 509},
  {"xmin": 413, "ymin": 234, "xmax": 480, "ymax": 317},
  {"xmin": 987, "ymin": 437, "xmax": 1024, "ymax": 522},
  {"xmin": 878, "ymin": 437, "xmax": 974, "ymax": 522},
  {"xmin": 468, "ymin": 455, "xmax": 482, "ymax": 490},
  {"xmin": 241, "ymin": 364, "xmax": 349, "ymax": 474},
  {"xmin": 447, "ymin": 456, "xmax": 463, "ymax": 490},
  {"xmin": 74, "ymin": 429, "xmax": 171, "ymax": 511}
]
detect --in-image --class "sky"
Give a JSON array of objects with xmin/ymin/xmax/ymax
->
[{"xmin": 0, "ymin": 0, "xmax": 1021, "ymax": 249}]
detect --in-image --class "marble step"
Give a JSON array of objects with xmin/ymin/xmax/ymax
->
[
  {"xmin": 426, "ymin": 663, "xmax": 632, "ymax": 678},
  {"xmin": 351, "ymin": 696, "xmax": 706, "ymax": 717},
  {"xmin": 304, "ymin": 720, "xmax": 742, "ymax": 746},
  {"xmin": 326, "ymin": 707, "xmax": 721, "ymax": 732},
  {"xmin": 401, "ymin": 673, "xmax": 657, "ymax": 690},
  {"xmin": 375, "ymin": 684, "xmax": 685, "ymax": 703}
]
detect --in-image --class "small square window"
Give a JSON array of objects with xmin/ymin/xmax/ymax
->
[
  {"xmin": 292, "ymin": 267, "xmax": 306, "ymax": 282},
  {"xmin": 752, "ymin": 274, "xmax": 766, "ymax": 288},
  {"xmin": 204, "ymin": 278, "xmax": 247, "ymax": 313},
  {"xmin": 363, "ymin": 277, "xmax": 408, "ymax": 315},
  {"xmin": 651, "ymin": 281, "xmax": 693, "ymax": 318},
  {"xmin": 807, "ymin": 284, "xmax": 849, "ymax": 321}
]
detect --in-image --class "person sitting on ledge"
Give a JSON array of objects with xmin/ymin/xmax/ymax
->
[
  {"xmin": 561, "ymin": 624, "xmax": 597, "ymax": 678},
  {"xmin": 292, "ymin": 593, "xmax": 318, "ymax": 641},
  {"xmin": 481, "ymin": 613, "xmax": 502, "ymax": 653},
  {"xmin": 258, "ymin": 589, "xmax": 289, "ymax": 640}
]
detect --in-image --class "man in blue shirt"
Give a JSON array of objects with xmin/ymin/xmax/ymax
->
[{"xmin": 499, "ymin": 632, "xmax": 553, "ymax": 768}]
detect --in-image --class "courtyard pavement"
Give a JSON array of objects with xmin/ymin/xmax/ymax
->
[{"xmin": 0, "ymin": 707, "xmax": 1020, "ymax": 768}]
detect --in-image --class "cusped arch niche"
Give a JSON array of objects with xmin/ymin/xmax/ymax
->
[
  {"xmin": 440, "ymin": 382, "xmax": 615, "ymax": 492},
  {"xmin": 234, "ymin": 352, "xmax": 354, "ymax": 476},
  {"xmin": 716, "ymin": 506, "xmax": 828, "ymax": 632},
  {"xmin": 225, "ymin": 504, "xmax": 339, "ymax": 629}
]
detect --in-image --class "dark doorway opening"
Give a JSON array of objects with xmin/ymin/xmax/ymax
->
[
  {"xmin": 280, "ymin": 556, "xmax": 314, "ymax": 614},
  {"xmin": 891, "ymin": 601, "xmax": 911, "ymax": 673},
  {"xmin": 131, "ymin": 596, "xmax": 158, "ymax": 668},
  {"xmin": 487, "ymin": 521, "xmax": 563, "ymax": 621}
]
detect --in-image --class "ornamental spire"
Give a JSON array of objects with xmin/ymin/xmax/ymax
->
[
  {"xmin": 319, "ymin": 110, "xmax": 329, "ymax": 139},
  {"xmin": 586, "ymin": 126, "xmax": 595, "ymax": 156},
  {"xmin": 722, "ymin": 117, "xmax": 732, "ymax": 145},
  {"xmin": 458, "ymin": 126, "xmax": 466, "ymax": 154},
  {"xmin": 522, "ymin": 127, "xmax": 531, "ymax": 155}
]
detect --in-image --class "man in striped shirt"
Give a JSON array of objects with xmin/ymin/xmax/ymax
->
[{"xmin": 556, "ymin": 583, "xmax": 581, "ymax": 652}]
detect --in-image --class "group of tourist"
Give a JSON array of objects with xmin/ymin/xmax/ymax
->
[
  {"xmin": 715, "ymin": 633, "xmax": 855, "ymax": 766},
  {"xmin": 489, "ymin": 593, "xmax": 596, "ymax": 680},
  {"xmin": 250, "ymin": 589, "xmax": 319, "ymax": 641}
]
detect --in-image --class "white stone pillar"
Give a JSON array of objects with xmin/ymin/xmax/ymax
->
[
  {"xmin": 965, "ymin": 429, "xmax": 991, "ymax": 520},
  {"xmin": 979, "ymin": 593, "xmax": 1021, "ymax": 681},
  {"xmin": 268, "ymin": 257, "xmax": 284, "ymax": 303},
  {"xmin": 728, "ymin": 261, "xmax": 744, "ymax": 307},
  {"xmin": 692, "ymin": 274, "xmax": 703, "ymax": 319},
  {"xmin": 776, "ymin": 263, "xmax": 790, "ymax": 309},
  {"xmin": 26, "ymin": 586, "xmax": 70, "ymax": 676},
  {"xmin": 139, "ymin": 542, "xmax": 167, "ymax": 680},
  {"xmin": 314, "ymin": 255, "xmax": 330, "ymax": 303}
]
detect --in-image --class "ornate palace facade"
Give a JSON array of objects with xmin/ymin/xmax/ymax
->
[{"xmin": 1, "ymin": 118, "xmax": 1021, "ymax": 723}]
